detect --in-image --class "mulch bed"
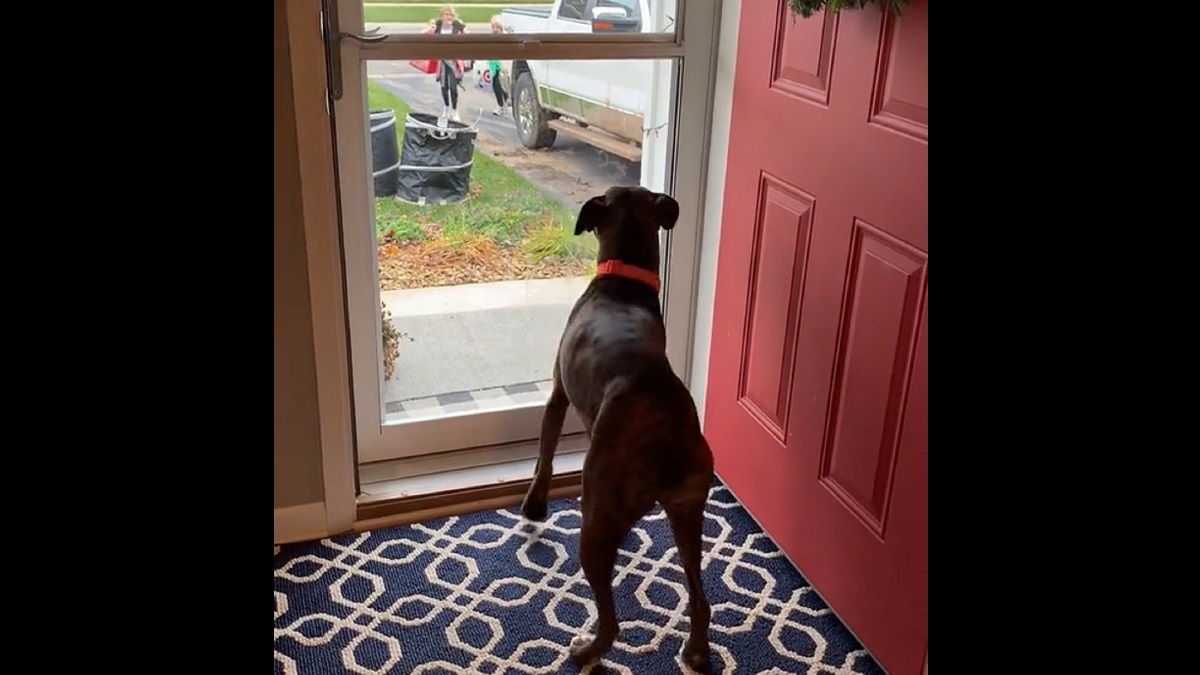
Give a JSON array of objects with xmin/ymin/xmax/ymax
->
[{"xmin": 378, "ymin": 241, "xmax": 591, "ymax": 291}]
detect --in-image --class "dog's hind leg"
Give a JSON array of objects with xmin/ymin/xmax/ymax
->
[
  {"xmin": 568, "ymin": 489, "xmax": 646, "ymax": 669},
  {"xmin": 521, "ymin": 371, "xmax": 569, "ymax": 521},
  {"xmin": 663, "ymin": 480, "xmax": 715, "ymax": 674}
]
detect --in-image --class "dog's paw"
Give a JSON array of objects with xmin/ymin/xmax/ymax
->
[
  {"xmin": 678, "ymin": 643, "xmax": 713, "ymax": 675},
  {"xmin": 569, "ymin": 634, "xmax": 601, "ymax": 667},
  {"xmin": 521, "ymin": 497, "xmax": 548, "ymax": 522}
]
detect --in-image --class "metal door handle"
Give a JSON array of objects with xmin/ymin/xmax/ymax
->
[
  {"xmin": 321, "ymin": 0, "xmax": 387, "ymax": 100},
  {"xmin": 341, "ymin": 27, "xmax": 387, "ymax": 43}
]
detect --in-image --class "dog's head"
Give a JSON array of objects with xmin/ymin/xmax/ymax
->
[{"xmin": 574, "ymin": 186, "xmax": 680, "ymax": 271}]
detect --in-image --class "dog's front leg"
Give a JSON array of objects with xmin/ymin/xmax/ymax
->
[{"xmin": 521, "ymin": 379, "xmax": 568, "ymax": 521}]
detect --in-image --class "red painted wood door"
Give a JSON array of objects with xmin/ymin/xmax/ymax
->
[{"xmin": 705, "ymin": 2, "xmax": 928, "ymax": 674}]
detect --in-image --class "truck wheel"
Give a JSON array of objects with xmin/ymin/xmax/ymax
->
[{"xmin": 514, "ymin": 72, "xmax": 557, "ymax": 149}]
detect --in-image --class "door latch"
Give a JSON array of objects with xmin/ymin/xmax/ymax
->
[{"xmin": 320, "ymin": 0, "xmax": 387, "ymax": 101}]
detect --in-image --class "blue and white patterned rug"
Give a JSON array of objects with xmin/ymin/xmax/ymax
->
[{"xmin": 273, "ymin": 482, "xmax": 883, "ymax": 675}]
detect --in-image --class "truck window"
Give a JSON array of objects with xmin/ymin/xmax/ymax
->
[
  {"xmin": 589, "ymin": 0, "xmax": 640, "ymax": 21},
  {"xmin": 557, "ymin": 0, "xmax": 589, "ymax": 21}
]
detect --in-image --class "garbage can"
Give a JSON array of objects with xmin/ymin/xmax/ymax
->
[
  {"xmin": 396, "ymin": 112, "xmax": 477, "ymax": 205},
  {"xmin": 369, "ymin": 110, "xmax": 401, "ymax": 198}
]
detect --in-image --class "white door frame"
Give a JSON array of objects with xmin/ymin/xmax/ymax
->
[
  {"xmin": 277, "ymin": 0, "xmax": 360, "ymax": 541},
  {"xmin": 332, "ymin": 0, "xmax": 726, "ymax": 468},
  {"xmin": 275, "ymin": 0, "xmax": 729, "ymax": 540}
]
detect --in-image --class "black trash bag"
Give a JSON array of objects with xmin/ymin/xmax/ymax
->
[
  {"xmin": 396, "ymin": 112, "xmax": 477, "ymax": 205},
  {"xmin": 369, "ymin": 109, "xmax": 400, "ymax": 198}
]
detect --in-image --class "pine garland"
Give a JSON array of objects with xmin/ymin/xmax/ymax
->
[{"xmin": 787, "ymin": 0, "xmax": 912, "ymax": 19}]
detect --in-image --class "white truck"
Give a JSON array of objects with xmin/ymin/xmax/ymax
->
[{"xmin": 499, "ymin": 0, "xmax": 657, "ymax": 161}]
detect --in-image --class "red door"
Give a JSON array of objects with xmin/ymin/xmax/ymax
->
[{"xmin": 705, "ymin": 2, "xmax": 927, "ymax": 674}]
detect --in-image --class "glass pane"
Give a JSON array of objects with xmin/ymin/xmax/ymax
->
[
  {"xmin": 362, "ymin": 0, "xmax": 678, "ymax": 37},
  {"xmin": 364, "ymin": 57, "xmax": 676, "ymax": 424}
]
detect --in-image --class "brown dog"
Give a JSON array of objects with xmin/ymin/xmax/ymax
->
[{"xmin": 521, "ymin": 186, "xmax": 715, "ymax": 673}]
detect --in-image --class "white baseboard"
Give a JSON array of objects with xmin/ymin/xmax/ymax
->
[{"xmin": 274, "ymin": 502, "xmax": 327, "ymax": 545}]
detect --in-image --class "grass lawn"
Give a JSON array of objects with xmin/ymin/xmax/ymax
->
[{"xmin": 367, "ymin": 81, "xmax": 596, "ymax": 285}]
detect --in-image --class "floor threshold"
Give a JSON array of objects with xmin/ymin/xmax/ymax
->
[
  {"xmin": 360, "ymin": 450, "xmax": 586, "ymax": 502},
  {"xmin": 354, "ymin": 449, "xmax": 587, "ymax": 530}
]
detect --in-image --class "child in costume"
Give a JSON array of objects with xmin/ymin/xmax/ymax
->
[{"xmin": 488, "ymin": 16, "xmax": 510, "ymax": 116}]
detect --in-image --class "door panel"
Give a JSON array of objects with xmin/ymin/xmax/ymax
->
[
  {"xmin": 737, "ymin": 178, "xmax": 813, "ymax": 441},
  {"xmin": 819, "ymin": 222, "xmax": 925, "ymax": 533},
  {"xmin": 706, "ymin": 2, "xmax": 928, "ymax": 674}
]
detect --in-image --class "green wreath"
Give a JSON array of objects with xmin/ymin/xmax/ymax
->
[{"xmin": 788, "ymin": 0, "xmax": 912, "ymax": 19}]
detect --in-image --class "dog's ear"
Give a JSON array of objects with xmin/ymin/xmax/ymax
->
[
  {"xmin": 575, "ymin": 195, "xmax": 607, "ymax": 235},
  {"xmin": 650, "ymin": 193, "xmax": 680, "ymax": 230}
]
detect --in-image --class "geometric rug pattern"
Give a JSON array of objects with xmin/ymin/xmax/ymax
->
[{"xmin": 274, "ymin": 482, "xmax": 884, "ymax": 674}]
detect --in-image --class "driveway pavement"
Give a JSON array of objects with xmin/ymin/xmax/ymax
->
[
  {"xmin": 366, "ymin": 62, "xmax": 640, "ymax": 210},
  {"xmin": 362, "ymin": 36, "xmax": 632, "ymax": 413}
]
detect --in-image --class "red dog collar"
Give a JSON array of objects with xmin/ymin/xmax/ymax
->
[{"xmin": 595, "ymin": 260, "xmax": 661, "ymax": 293}]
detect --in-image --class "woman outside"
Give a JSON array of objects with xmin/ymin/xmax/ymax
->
[
  {"xmin": 422, "ymin": 6, "xmax": 468, "ymax": 123},
  {"xmin": 487, "ymin": 16, "xmax": 509, "ymax": 116}
]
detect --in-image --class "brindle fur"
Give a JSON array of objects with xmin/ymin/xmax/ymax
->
[{"xmin": 521, "ymin": 186, "xmax": 715, "ymax": 673}]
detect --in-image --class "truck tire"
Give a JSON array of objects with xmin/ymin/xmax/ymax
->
[{"xmin": 513, "ymin": 71, "xmax": 557, "ymax": 149}]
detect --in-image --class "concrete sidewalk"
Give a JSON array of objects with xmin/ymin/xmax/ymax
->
[
  {"xmin": 382, "ymin": 277, "xmax": 589, "ymax": 405},
  {"xmin": 383, "ymin": 276, "xmax": 588, "ymax": 317}
]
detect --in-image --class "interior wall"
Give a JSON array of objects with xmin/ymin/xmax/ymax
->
[{"xmin": 274, "ymin": 0, "xmax": 326, "ymax": 509}]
